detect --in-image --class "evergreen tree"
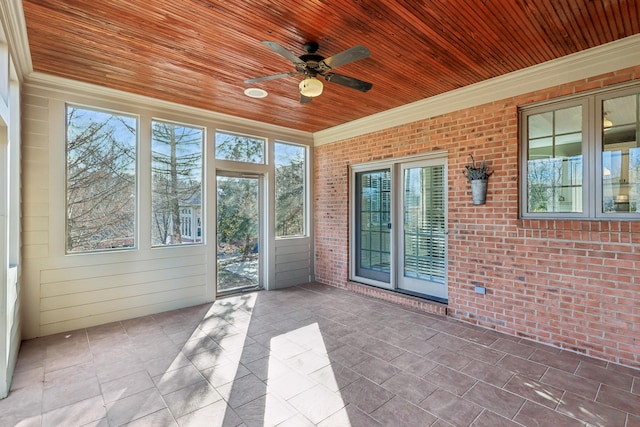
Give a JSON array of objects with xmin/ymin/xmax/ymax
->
[{"xmin": 151, "ymin": 122, "xmax": 202, "ymax": 245}]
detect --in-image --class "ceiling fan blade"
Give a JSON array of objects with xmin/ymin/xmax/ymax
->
[
  {"xmin": 244, "ymin": 72, "xmax": 296, "ymax": 84},
  {"xmin": 324, "ymin": 73, "xmax": 373, "ymax": 92},
  {"xmin": 300, "ymin": 94, "xmax": 313, "ymax": 104},
  {"xmin": 320, "ymin": 45, "xmax": 370, "ymax": 70},
  {"xmin": 262, "ymin": 41, "xmax": 306, "ymax": 66}
]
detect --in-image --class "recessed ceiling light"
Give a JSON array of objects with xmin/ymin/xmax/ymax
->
[{"xmin": 244, "ymin": 88, "xmax": 268, "ymax": 98}]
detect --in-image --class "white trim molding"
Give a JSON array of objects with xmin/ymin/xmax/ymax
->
[
  {"xmin": 314, "ymin": 34, "xmax": 640, "ymax": 147},
  {"xmin": 0, "ymin": 0, "xmax": 32, "ymax": 80},
  {"xmin": 24, "ymin": 72, "xmax": 314, "ymax": 145}
]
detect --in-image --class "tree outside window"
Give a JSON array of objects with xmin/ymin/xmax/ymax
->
[
  {"xmin": 66, "ymin": 106, "xmax": 137, "ymax": 253},
  {"xmin": 151, "ymin": 121, "xmax": 203, "ymax": 246},
  {"xmin": 215, "ymin": 131, "xmax": 265, "ymax": 163},
  {"xmin": 275, "ymin": 142, "xmax": 306, "ymax": 237},
  {"xmin": 214, "ymin": 131, "xmax": 264, "ymax": 258}
]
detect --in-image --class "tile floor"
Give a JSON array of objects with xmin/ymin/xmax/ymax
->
[{"xmin": 1, "ymin": 282, "xmax": 639, "ymax": 427}]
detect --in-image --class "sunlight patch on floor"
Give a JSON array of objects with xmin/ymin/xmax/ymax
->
[{"xmin": 269, "ymin": 322, "xmax": 350, "ymax": 425}]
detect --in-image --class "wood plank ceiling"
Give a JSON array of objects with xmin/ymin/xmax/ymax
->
[{"xmin": 22, "ymin": 0, "xmax": 640, "ymax": 133}]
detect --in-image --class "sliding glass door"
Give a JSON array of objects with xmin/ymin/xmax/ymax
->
[{"xmin": 351, "ymin": 156, "xmax": 448, "ymax": 301}]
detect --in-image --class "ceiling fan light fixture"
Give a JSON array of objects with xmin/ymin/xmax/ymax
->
[{"xmin": 299, "ymin": 77, "xmax": 323, "ymax": 97}]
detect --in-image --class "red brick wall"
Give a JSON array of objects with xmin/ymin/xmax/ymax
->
[{"xmin": 314, "ymin": 67, "xmax": 640, "ymax": 369}]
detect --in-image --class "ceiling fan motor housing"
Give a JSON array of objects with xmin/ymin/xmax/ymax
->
[
  {"xmin": 298, "ymin": 54, "xmax": 325, "ymax": 75},
  {"xmin": 303, "ymin": 41, "xmax": 319, "ymax": 54}
]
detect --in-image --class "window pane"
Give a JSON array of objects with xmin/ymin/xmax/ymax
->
[
  {"xmin": 528, "ymin": 111, "xmax": 553, "ymax": 139},
  {"xmin": 274, "ymin": 142, "xmax": 306, "ymax": 237},
  {"xmin": 151, "ymin": 121, "xmax": 203, "ymax": 246},
  {"xmin": 403, "ymin": 165, "xmax": 446, "ymax": 283},
  {"xmin": 66, "ymin": 106, "xmax": 137, "ymax": 253},
  {"xmin": 355, "ymin": 169, "xmax": 391, "ymax": 282},
  {"xmin": 215, "ymin": 131, "xmax": 265, "ymax": 163},
  {"xmin": 527, "ymin": 106, "xmax": 583, "ymax": 213},
  {"xmin": 602, "ymin": 94, "xmax": 639, "ymax": 213},
  {"xmin": 555, "ymin": 106, "xmax": 582, "ymax": 134}
]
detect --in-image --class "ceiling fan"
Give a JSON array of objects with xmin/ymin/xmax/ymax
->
[{"xmin": 245, "ymin": 41, "xmax": 373, "ymax": 103}]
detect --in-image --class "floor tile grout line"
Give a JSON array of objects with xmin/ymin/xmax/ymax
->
[
  {"xmin": 509, "ymin": 400, "xmax": 529, "ymax": 426},
  {"xmin": 8, "ymin": 285, "xmax": 640, "ymax": 427},
  {"xmin": 594, "ymin": 382, "xmax": 604, "ymax": 402},
  {"xmin": 553, "ymin": 389, "xmax": 567, "ymax": 412}
]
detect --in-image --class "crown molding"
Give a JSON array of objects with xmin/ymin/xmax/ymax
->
[
  {"xmin": 24, "ymin": 72, "xmax": 314, "ymax": 143},
  {"xmin": 0, "ymin": 0, "xmax": 33, "ymax": 80},
  {"xmin": 313, "ymin": 34, "xmax": 640, "ymax": 147}
]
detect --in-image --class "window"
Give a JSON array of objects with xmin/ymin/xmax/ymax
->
[
  {"xmin": 520, "ymin": 84, "xmax": 640, "ymax": 219},
  {"xmin": 66, "ymin": 106, "xmax": 137, "ymax": 253},
  {"xmin": 151, "ymin": 120, "xmax": 203, "ymax": 246},
  {"xmin": 274, "ymin": 142, "xmax": 306, "ymax": 237},
  {"xmin": 601, "ymin": 93, "xmax": 640, "ymax": 214},
  {"xmin": 215, "ymin": 131, "xmax": 265, "ymax": 163},
  {"xmin": 525, "ymin": 104, "xmax": 584, "ymax": 214}
]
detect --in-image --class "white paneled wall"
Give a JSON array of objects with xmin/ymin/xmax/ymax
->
[
  {"xmin": 274, "ymin": 238, "xmax": 312, "ymax": 289},
  {"xmin": 21, "ymin": 88, "xmax": 51, "ymax": 339},
  {"xmin": 20, "ymin": 74, "xmax": 314, "ymax": 339},
  {"xmin": 37, "ymin": 250, "xmax": 208, "ymax": 335}
]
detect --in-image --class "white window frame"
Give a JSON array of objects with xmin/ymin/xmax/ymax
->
[
  {"xmin": 65, "ymin": 104, "xmax": 140, "ymax": 254},
  {"xmin": 274, "ymin": 140, "xmax": 308, "ymax": 239},
  {"xmin": 150, "ymin": 118, "xmax": 205, "ymax": 247}
]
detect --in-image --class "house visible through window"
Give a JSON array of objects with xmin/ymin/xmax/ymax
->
[
  {"xmin": 151, "ymin": 120, "xmax": 203, "ymax": 246},
  {"xmin": 66, "ymin": 105, "xmax": 137, "ymax": 253},
  {"xmin": 520, "ymin": 84, "xmax": 640, "ymax": 219}
]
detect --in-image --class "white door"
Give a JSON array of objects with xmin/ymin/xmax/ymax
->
[{"xmin": 398, "ymin": 159, "xmax": 448, "ymax": 301}]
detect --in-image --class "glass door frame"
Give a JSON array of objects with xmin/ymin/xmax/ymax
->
[
  {"xmin": 215, "ymin": 170, "xmax": 265, "ymax": 295},
  {"xmin": 397, "ymin": 158, "xmax": 449, "ymax": 301},
  {"xmin": 352, "ymin": 167, "xmax": 394, "ymax": 289},
  {"xmin": 349, "ymin": 152, "xmax": 449, "ymax": 300}
]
